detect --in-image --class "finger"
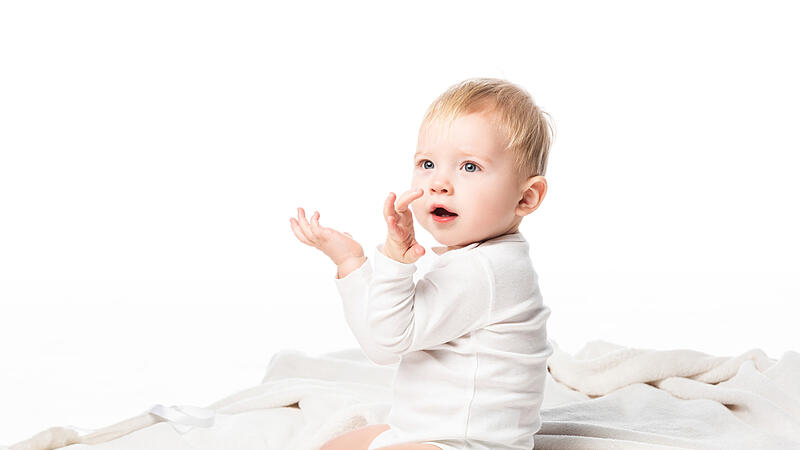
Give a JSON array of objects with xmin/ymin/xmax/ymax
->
[
  {"xmin": 296, "ymin": 207, "xmax": 316, "ymax": 242},
  {"xmin": 289, "ymin": 218, "xmax": 314, "ymax": 246},
  {"xmin": 343, "ymin": 232, "xmax": 352, "ymax": 238},
  {"xmin": 395, "ymin": 188, "xmax": 424, "ymax": 213},
  {"xmin": 388, "ymin": 216, "xmax": 411, "ymax": 243},
  {"xmin": 387, "ymin": 215, "xmax": 403, "ymax": 239},
  {"xmin": 309, "ymin": 211, "xmax": 327, "ymax": 238},
  {"xmin": 383, "ymin": 192, "xmax": 397, "ymax": 222}
]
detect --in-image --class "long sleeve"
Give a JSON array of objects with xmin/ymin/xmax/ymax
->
[
  {"xmin": 366, "ymin": 245, "xmax": 494, "ymax": 356},
  {"xmin": 333, "ymin": 255, "xmax": 401, "ymax": 366}
]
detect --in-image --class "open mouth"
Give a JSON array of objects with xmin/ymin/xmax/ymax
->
[
  {"xmin": 430, "ymin": 205, "xmax": 458, "ymax": 223},
  {"xmin": 432, "ymin": 208, "xmax": 457, "ymax": 217},
  {"xmin": 431, "ymin": 206, "xmax": 458, "ymax": 217}
]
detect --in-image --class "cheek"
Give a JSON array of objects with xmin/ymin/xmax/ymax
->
[
  {"xmin": 470, "ymin": 186, "xmax": 514, "ymax": 218},
  {"xmin": 410, "ymin": 176, "xmax": 425, "ymax": 207},
  {"xmin": 411, "ymin": 201, "xmax": 425, "ymax": 219}
]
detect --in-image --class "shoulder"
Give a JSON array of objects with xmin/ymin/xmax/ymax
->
[
  {"xmin": 420, "ymin": 251, "xmax": 496, "ymax": 302},
  {"xmin": 473, "ymin": 235, "xmax": 542, "ymax": 304},
  {"xmin": 473, "ymin": 236, "xmax": 547, "ymax": 318},
  {"xmin": 429, "ymin": 248, "xmax": 493, "ymax": 278},
  {"xmin": 427, "ymin": 233, "xmax": 535, "ymax": 283},
  {"xmin": 474, "ymin": 236, "xmax": 534, "ymax": 273}
]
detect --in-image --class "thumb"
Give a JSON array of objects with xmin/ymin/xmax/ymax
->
[
  {"xmin": 401, "ymin": 243, "xmax": 425, "ymax": 263},
  {"xmin": 343, "ymin": 232, "xmax": 352, "ymax": 238}
]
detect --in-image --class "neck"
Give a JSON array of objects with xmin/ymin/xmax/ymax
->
[{"xmin": 434, "ymin": 227, "xmax": 522, "ymax": 255}]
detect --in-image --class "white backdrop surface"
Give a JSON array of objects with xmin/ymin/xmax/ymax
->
[{"xmin": 1, "ymin": 0, "xmax": 798, "ymax": 445}]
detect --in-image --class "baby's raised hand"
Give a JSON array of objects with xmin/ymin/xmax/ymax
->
[
  {"xmin": 382, "ymin": 188, "xmax": 426, "ymax": 264},
  {"xmin": 289, "ymin": 207, "xmax": 364, "ymax": 266}
]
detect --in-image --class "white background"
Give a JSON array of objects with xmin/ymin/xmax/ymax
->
[{"xmin": 1, "ymin": 0, "xmax": 798, "ymax": 445}]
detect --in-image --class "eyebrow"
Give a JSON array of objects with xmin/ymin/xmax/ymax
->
[{"xmin": 414, "ymin": 150, "xmax": 492, "ymax": 163}]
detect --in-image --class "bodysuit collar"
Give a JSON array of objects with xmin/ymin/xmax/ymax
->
[{"xmin": 430, "ymin": 231, "xmax": 527, "ymax": 256}]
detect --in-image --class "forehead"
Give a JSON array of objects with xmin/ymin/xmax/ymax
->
[{"xmin": 416, "ymin": 112, "xmax": 508, "ymax": 160}]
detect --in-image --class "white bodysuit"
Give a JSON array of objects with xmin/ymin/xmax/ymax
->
[{"xmin": 334, "ymin": 231, "xmax": 553, "ymax": 450}]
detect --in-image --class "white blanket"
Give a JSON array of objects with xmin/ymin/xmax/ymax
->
[{"xmin": 4, "ymin": 340, "xmax": 799, "ymax": 450}]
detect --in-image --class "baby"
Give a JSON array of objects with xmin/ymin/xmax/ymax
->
[{"xmin": 290, "ymin": 77, "xmax": 555, "ymax": 450}]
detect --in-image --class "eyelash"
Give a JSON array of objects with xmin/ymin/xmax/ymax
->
[{"xmin": 416, "ymin": 159, "xmax": 482, "ymax": 172}]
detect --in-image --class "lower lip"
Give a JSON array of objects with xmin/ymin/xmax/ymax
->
[{"xmin": 432, "ymin": 214, "xmax": 458, "ymax": 223}]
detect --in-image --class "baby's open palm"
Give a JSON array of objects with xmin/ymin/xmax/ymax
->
[{"xmin": 289, "ymin": 207, "xmax": 364, "ymax": 266}]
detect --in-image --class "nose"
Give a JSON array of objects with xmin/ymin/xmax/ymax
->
[{"xmin": 428, "ymin": 177, "xmax": 452, "ymax": 195}]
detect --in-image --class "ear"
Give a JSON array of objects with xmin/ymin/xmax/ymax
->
[{"xmin": 515, "ymin": 176, "xmax": 547, "ymax": 217}]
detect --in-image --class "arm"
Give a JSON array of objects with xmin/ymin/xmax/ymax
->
[
  {"xmin": 365, "ymin": 188, "xmax": 492, "ymax": 355},
  {"xmin": 330, "ymin": 188, "xmax": 427, "ymax": 363},
  {"xmin": 336, "ymin": 255, "xmax": 366, "ymax": 279},
  {"xmin": 289, "ymin": 207, "xmax": 400, "ymax": 365},
  {"xmin": 333, "ymin": 254, "xmax": 401, "ymax": 365},
  {"xmin": 366, "ymin": 246, "xmax": 494, "ymax": 355}
]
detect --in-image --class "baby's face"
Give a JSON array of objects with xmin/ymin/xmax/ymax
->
[{"xmin": 411, "ymin": 111, "xmax": 526, "ymax": 249}]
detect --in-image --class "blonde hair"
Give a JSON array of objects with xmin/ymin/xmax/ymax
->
[{"xmin": 420, "ymin": 77, "xmax": 555, "ymax": 179}]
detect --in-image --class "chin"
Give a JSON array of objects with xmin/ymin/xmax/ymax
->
[{"xmin": 430, "ymin": 233, "xmax": 468, "ymax": 247}]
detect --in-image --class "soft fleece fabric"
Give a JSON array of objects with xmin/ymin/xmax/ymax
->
[{"xmin": 4, "ymin": 340, "xmax": 800, "ymax": 449}]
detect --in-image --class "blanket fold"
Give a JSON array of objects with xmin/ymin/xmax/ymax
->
[{"xmin": 4, "ymin": 340, "xmax": 798, "ymax": 450}]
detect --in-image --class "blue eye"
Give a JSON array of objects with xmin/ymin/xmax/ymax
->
[{"xmin": 416, "ymin": 159, "xmax": 481, "ymax": 172}]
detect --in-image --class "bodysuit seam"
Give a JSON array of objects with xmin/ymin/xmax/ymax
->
[{"xmin": 463, "ymin": 331, "xmax": 480, "ymax": 441}]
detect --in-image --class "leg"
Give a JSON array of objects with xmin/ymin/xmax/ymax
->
[{"xmin": 320, "ymin": 424, "xmax": 390, "ymax": 450}]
